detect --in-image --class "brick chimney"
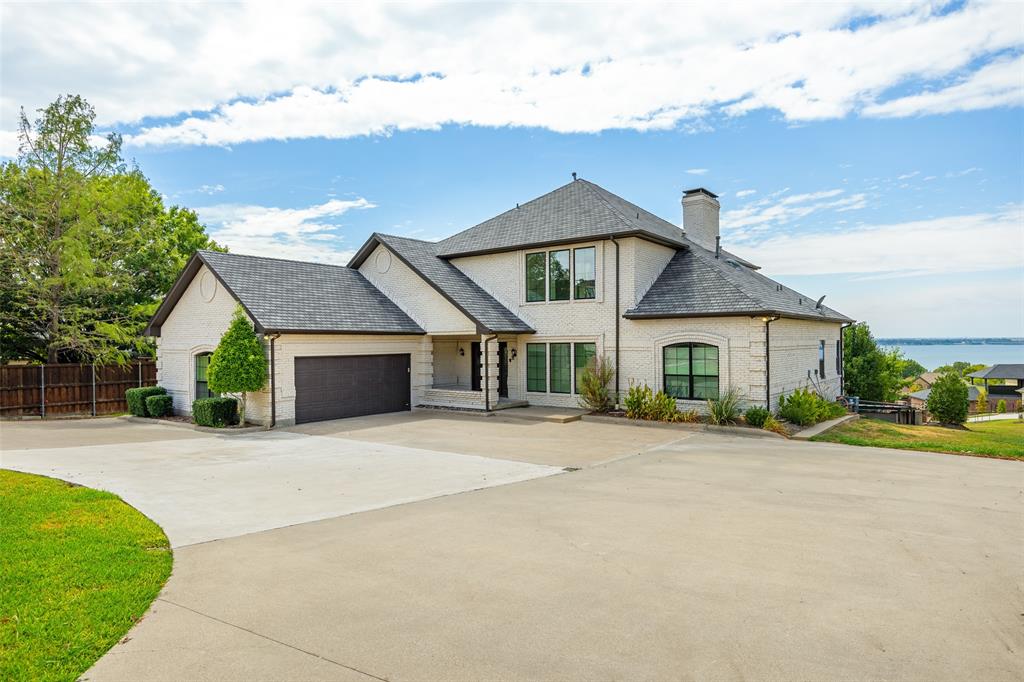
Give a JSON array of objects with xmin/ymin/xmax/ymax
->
[{"xmin": 682, "ymin": 187, "xmax": 720, "ymax": 253}]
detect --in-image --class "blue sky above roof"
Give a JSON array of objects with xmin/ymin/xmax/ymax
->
[{"xmin": 1, "ymin": 1, "xmax": 1021, "ymax": 336}]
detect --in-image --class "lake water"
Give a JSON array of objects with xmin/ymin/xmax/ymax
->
[{"xmin": 882, "ymin": 344, "xmax": 1024, "ymax": 371}]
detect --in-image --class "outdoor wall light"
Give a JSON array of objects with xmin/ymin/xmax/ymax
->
[
  {"xmin": 510, "ymin": 349, "xmax": 518, "ymax": 360},
  {"xmin": 458, "ymin": 347, "xmax": 465, "ymax": 356}
]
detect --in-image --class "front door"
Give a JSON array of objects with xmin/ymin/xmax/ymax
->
[{"xmin": 470, "ymin": 341, "xmax": 509, "ymax": 398}]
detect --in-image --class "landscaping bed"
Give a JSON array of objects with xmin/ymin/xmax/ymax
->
[
  {"xmin": 811, "ymin": 418, "xmax": 1024, "ymax": 460},
  {"xmin": 0, "ymin": 471, "xmax": 172, "ymax": 681}
]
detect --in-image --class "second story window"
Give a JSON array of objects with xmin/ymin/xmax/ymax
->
[
  {"xmin": 549, "ymin": 249, "xmax": 570, "ymax": 301},
  {"xmin": 574, "ymin": 247, "xmax": 596, "ymax": 299},
  {"xmin": 525, "ymin": 246, "xmax": 597, "ymax": 303}
]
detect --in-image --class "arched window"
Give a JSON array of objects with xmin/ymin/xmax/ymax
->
[
  {"xmin": 663, "ymin": 343, "xmax": 719, "ymax": 400},
  {"xmin": 195, "ymin": 352, "xmax": 216, "ymax": 399}
]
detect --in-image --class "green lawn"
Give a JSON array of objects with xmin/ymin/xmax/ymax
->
[
  {"xmin": 0, "ymin": 471, "xmax": 172, "ymax": 681},
  {"xmin": 812, "ymin": 417, "xmax": 1024, "ymax": 460}
]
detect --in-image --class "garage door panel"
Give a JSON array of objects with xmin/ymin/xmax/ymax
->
[{"xmin": 294, "ymin": 354, "xmax": 410, "ymax": 424}]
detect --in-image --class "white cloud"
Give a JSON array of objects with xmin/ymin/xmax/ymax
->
[
  {"xmin": 735, "ymin": 189, "xmax": 757, "ymax": 198},
  {"xmin": 864, "ymin": 54, "xmax": 1024, "ymax": 118},
  {"xmin": 685, "ymin": 168, "xmax": 709, "ymax": 175},
  {"xmin": 723, "ymin": 188, "xmax": 866, "ymax": 234},
  {"xmin": 196, "ymin": 197, "xmax": 374, "ymax": 264},
  {"xmin": 947, "ymin": 167, "xmax": 982, "ymax": 178},
  {"xmin": 896, "ymin": 171, "xmax": 919, "ymax": 180},
  {"xmin": 743, "ymin": 204, "xmax": 1024, "ymax": 277},
  {"xmin": 197, "ymin": 183, "xmax": 224, "ymax": 195},
  {"xmin": 1, "ymin": 2, "xmax": 1021, "ymax": 146}
]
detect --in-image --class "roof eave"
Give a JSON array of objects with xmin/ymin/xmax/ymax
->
[
  {"xmin": 438, "ymin": 230, "xmax": 686, "ymax": 260},
  {"xmin": 262, "ymin": 327, "xmax": 427, "ymax": 336},
  {"xmin": 623, "ymin": 309, "xmax": 853, "ymax": 323}
]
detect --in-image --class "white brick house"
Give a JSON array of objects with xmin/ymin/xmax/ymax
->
[{"xmin": 146, "ymin": 179, "xmax": 851, "ymax": 426}]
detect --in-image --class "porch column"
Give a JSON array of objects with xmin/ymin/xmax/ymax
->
[{"xmin": 480, "ymin": 334, "xmax": 500, "ymax": 409}]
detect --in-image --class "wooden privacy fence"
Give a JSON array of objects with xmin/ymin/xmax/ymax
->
[{"xmin": 0, "ymin": 361, "xmax": 157, "ymax": 417}]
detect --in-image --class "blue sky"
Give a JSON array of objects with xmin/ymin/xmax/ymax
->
[{"xmin": 2, "ymin": 2, "xmax": 1022, "ymax": 337}]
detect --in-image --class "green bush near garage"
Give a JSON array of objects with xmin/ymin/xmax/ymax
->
[
  {"xmin": 125, "ymin": 386, "xmax": 167, "ymax": 417},
  {"xmin": 192, "ymin": 397, "xmax": 238, "ymax": 427},
  {"xmin": 145, "ymin": 394, "xmax": 174, "ymax": 418}
]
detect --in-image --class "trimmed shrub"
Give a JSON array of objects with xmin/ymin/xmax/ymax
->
[
  {"xmin": 707, "ymin": 387, "xmax": 742, "ymax": 425},
  {"xmin": 927, "ymin": 373, "xmax": 968, "ymax": 425},
  {"xmin": 997, "ymin": 399, "xmax": 1007, "ymax": 414},
  {"xmin": 192, "ymin": 397, "xmax": 238, "ymax": 428},
  {"xmin": 145, "ymin": 394, "xmax": 173, "ymax": 418},
  {"xmin": 207, "ymin": 307, "xmax": 268, "ymax": 426},
  {"xmin": 126, "ymin": 386, "xmax": 167, "ymax": 417},
  {"xmin": 744, "ymin": 406, "xmax": 770, "ymax": 428},
  {"xmin": 577, "ymin": 355, "xmax": 615, "ymax": 412},
  {"xmin": 648, "ymin": 390, "xmax": 680, "ymax": 422},
  {"xmin": 777, "ymin": 387, "xmax": 845, "ymax": 426}
]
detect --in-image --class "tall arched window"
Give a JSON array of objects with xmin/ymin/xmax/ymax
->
[
  {"xmin": 195, "ymin": 352, "xmax": 216, "ymax": 399},
  {"xmin": 663, "ymin": 343, "xmax": 719, "ymax": 400}
]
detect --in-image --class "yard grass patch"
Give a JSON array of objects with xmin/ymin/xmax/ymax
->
[
  {"xmin": 811, "ymin": 418, "xmax": 1024, "ymax": 460},
  {"xmin": 0, "ymin": 471, "xmax": 171, "ymax": 682}
]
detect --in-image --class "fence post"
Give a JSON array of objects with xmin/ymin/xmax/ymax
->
[
  {"xmin": 91, "ymin": 364, "xmax": 97, "ymax": 416},
  {"xmin": 40, "ymin": 365, "xmax": 45, "ymax": 418},
  {"xmin": 138, "ymin": 361, "xmax": 142, "ymax": 387}
]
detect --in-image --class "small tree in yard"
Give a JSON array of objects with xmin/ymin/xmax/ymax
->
[
  {"xmin": 207, "ymin": 306, "xmax": 267, "ymax": 426},
  {"xmin": 975, "ymin": 385, "xmax": 988, "ymax": 413},
  {"xmin": 997, "ymin": 399, "xmax": 1007, "ymax": 414},
  {"xmin": 926, "ymin": 373, "xmax": 968, "ymax": 426}
]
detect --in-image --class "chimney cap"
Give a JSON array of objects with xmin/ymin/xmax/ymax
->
[{"xmin": 683, "ymin": 187, "xmax": 719, "ymax": 199}]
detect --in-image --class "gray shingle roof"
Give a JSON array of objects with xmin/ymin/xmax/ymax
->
[
  {"xmin": 909, "ymin": 385, "xmax": 980, "ymax": 401},
  {"xmin": 626, "ymin": 240, "xmax": 852, "ymax": 323},
  {"xmin": 436, "ymin": 179, "xmax": 686, "ymax": 257},
  {"xmin": 372, "ymin": 234, "xmax": 534, "ymax": 334},
  {"xmin": 146, "ymin": 250, "xmax": 424, "ymax": 336},
  {"xmin": 966, "ymin": 364, "xmax": 1024, "ymax": 380}
]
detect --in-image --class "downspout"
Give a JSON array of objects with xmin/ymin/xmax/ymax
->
[
  {"xmin": 268, "ymin": 333, "xmax": 280, "ymax": 427},
  {"xmin": 482, "ymin": 333, "xmax": 498, "ymax": 411},
  {"xmin": 764, "ymin": 316, "xmax": 779, "ymax": 408},
  {"xmin": 609, "ymin": 235, "xmax": 620, "ymax": 406}
]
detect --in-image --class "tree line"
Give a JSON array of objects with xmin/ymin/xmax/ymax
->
[{"xmin": 0, "ymin": 95, "xmax": 223, "ymax": 364}]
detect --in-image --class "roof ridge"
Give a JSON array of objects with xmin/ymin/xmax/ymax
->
[
  {"xmin": 684, "ymin": 247, "xmax": 764, "ymax": 310},
  {"xmin": 582, "ymin": 179, "xmax": 683, "ymax": 234},
  {"xmin": 199, "ymin": 249, "xmax": 350, "ymax": 270},
  {"xmin": 576, "ymin": 179, "xmax": 639, "ymax": 232},
  {"xmin": 437, "ymin": 180, "xmax": 578, "ymax": 246}
]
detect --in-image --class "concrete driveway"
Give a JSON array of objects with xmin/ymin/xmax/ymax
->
[{"xmin": 3, "ymin": 416, "xmax": 1022, "ymax": 681}]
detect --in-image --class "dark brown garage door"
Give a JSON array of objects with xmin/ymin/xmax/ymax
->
[{"xmin": 294, "ymin": 354, "xmax": 410, "ymax": 424}]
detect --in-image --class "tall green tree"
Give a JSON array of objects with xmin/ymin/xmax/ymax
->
[
  {"xmin": 207, "ymin": 307, "xmax": 268, "ymax": 426},
  {"xmin": 927, "ymin": 373, "xmax": 968, "ymax": 425},
  {"xmin": 842, "ymin": 322, "xmax": 907, "ymax": 401},
  {"xmin": 0, "ymin": 94, "xmax": 223, "ymax": 364}
]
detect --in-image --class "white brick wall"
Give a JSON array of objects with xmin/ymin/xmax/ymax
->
[
  {"xmin": 768, "ymin": 318, "xmax": 843, "ymax": 406},
  {"xmin": 358, "ymin": 244, "xmax": 476, "ymax": 334}
]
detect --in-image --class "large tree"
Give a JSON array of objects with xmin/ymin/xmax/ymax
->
[
  {"xmin": 0, "ymin": 95, "xmax": 223, "ymax": 364},
  {"xmin": 842, "ymin": 322, "xmax": 908, "ymax": 402}
]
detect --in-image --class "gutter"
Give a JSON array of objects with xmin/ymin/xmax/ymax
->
[
  {"xmin": 267, "ymin": 333, "xmax": 280, "ymax": 428},
  {"xmin": 482, "ymin": 334, "xmax": 498, "ymax": 411},
  {"xmin": 764, "ymin": 316, "xmax": 779, "ymax": 408},
  {"xmin": 610, "ymin": 235, "xmax": 621, "ymax": 406},
  {"xmin": 839, "ymin": 321, "xmax": 854, "ymax": 395}
]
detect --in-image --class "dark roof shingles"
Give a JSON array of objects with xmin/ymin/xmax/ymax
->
[{"xmin": 198, "ymin": 250, "xmax": 424, "ymax": 334}]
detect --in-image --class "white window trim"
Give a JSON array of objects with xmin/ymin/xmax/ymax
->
[
  {"xmin": 189, "ymin": 344, "xmax": 217, "ymax": 405},
  {"xmin": 653, "ymin": 331, "xmax": 730, "ymax": 406}
]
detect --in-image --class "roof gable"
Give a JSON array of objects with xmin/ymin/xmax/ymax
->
[
  {"xmin": 145, "ymin": 250, "xmax": 425, "ymax": 336},
  {"xmin": 966, "ymin": 364, "xmax": 1024, "ymax": 380},
  {"xmin": 435, "ymin": 179, "xmax": 686, "ymax": 257}
]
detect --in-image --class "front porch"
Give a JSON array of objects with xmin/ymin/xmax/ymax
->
[{"xmin": 420, "ymin": 334, "xmax": 522, "ymax": 411}]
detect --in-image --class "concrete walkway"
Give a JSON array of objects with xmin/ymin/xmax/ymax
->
[{"xmin": 790, "ymin": 413, "xmax": 859, "ymax": 439}]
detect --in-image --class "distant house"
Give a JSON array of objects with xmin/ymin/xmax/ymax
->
[
  {"xmin": 907, "ymin": 385, "xmax": 983, "ymax": 414},
  {"xmin": 914, "ymin": 372, "xmax": 942, "ymax": 389},
  {"xmin": 966, "ymin": 364, "xmax": 1024, "ymax": 412}
]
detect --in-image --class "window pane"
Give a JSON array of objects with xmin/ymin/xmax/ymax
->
[
  {"xmin": 526, "ymin": 344, "xmax": 547, "ymax": 392},
  {"xmin": 549, "ymin": 343, "xmax": 571, "ymax": 393},
  {"xmin": 693, "ymin": 376, "xmax": 719, "ymax": 400},
  {"xmin": 196, "ymin": 354, "xmax": 210, "ymax": 381},
  {"xmin": 549, "ymin": 250, "xmax": 570, "ymax": 301},
  {"xmin": 665, "ymin": 375, "xmax": 689, "ymax": 399},
  {"xmin": 573, "ymin": 247, "xmax": 596, "ymax": 299},
  {"xmin": 526, "ymin": 253, "xmax": 546, "ymax": 302},
  {"xmin": 664, "ymin": 345, "xmax": 690, "ymax": 376},
  {"xmin": 574, "ymin": 342, "xmax": 597, "ymax": 393}
]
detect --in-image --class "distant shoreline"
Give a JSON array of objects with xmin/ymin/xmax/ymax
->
[{"xmin": 878, "ymin": 338, "xmax": 1024, "ymax": 346}]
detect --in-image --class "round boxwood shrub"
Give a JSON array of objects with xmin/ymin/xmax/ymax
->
[
  {"xmin": 744, "ymin": 406, "xmax": 770, "ymax": 428},
  {"xmin": 192, "ymin": 397, "xmax": 238, "ymax": 428},
  {"xmin": 125, "ymin": 386, "xmax": 167, "ymax": 417},
  {"xmin": 145, "ymin": 394, "xmax": 173, "ymax": 418}
]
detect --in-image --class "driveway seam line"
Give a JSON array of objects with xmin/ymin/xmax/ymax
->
[{"xmin": 156, "ymin": 597, "xmax": 388, "ymax": 681}]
